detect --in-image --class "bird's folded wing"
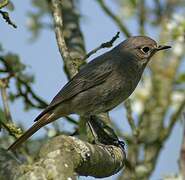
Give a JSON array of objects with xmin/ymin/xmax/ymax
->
[{"xmin": 34, "ymin": 59, "xmax": 112, "ymax": 121}]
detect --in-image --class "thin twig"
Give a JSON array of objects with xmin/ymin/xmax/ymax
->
[
  {"xmin": 0, "ymin": 10, "xmax": 17, "ymax": 28},
  {"xmin": 83, "ymin": 32, "xmax": 120, "ymax": 60},
  {"xmin": 17, "ymin": 77, "xmax": 48, "ymax": 108},
  {"xmin": 167, "ymin": 97, "xmax": 185, "ymax": 134},
  {"xmin": 0, "ymin": 120, "xmax": 22, "ymax": 138},
  {"xmin": 0, "ymin": 55, "xmax": 48, "ymax": 109},
  {"xmin": 64, "ymin": 116, "xmax": 78, "ymax": 125},
  {"xmin": 0, "ymin": 77, "xmax": 23, "ymax": 138},
  {"xmin": 96, "ymin": 0, "xmax": 131, "ymax": 37},
  {"xmin": 51, "ymin": 0, "xmax": 77, "ymax": 78}
]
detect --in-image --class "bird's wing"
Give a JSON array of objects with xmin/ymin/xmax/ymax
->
[{"xmin": 34, "ymin": 56, "xmax": 113, "ymax": 121}]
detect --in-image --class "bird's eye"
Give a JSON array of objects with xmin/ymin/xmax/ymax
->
[{"xmin": 141, "ymin": 46, "xmax": 150, "ymax": 53}]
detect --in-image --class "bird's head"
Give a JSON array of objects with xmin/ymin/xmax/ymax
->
[{"xmin": 119, "ymin": 36, "xmax": 171, "ymax": 65}]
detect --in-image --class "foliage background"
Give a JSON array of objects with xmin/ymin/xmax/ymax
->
[{"xmin": 0, "ymin": 0, "xmax": 185, "ymax": 179}]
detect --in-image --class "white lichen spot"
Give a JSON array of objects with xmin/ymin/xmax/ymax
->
[
  {"xmin": 86, "ymin": 152, "xmax": 91, "ymax": 158},
  {"xmin": 47, "ymin": 150, "xmax": 60, "ymax": 158},
  {"xmin": 67, "ymin": 177, "xmax": 72, "ymax": 180},
  {"xmin": 27, "ymin": 172, "xmax": 40, "ymax": 180},
  {"xmin": 43, "ymin": 159, "xmax": 58, "ymax": 177},
  {"xmin": 64, "ymin": 163, "xmax": 68, "ymax": 168},
  {"xmin": 70, "ymin": 137, "xmax": 90, "ymax": 161}
]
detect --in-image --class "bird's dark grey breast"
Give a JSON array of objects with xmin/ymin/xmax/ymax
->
[{"xmin": 70, "ymin": 52, "xmax": 144, "ymax": 115}]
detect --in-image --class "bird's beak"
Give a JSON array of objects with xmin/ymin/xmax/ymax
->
[{"xmin": 156, "ymin": 45, "xmax": 171, "ymax": 51}]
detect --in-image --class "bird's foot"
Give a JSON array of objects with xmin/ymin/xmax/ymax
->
[{"xmin": 87, "ymin": 115, "xmax": 125, "ymax": 151}]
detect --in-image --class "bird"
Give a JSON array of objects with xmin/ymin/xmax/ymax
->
[{"xmin": 8, "ymin": 36, "xmax": 171, "ymax": 151}]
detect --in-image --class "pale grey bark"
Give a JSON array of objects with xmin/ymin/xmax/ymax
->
[{"xmin": 0, "ymin": 135, "xmax": 126, "ymax": 180}]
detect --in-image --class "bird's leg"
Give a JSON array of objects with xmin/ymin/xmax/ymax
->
[
  {"xmin": 88, "ymin": 115, "xmax": 125, "ymax": 151},
  {"xmin": 87, "ymin": 118, "xmax": 100, "ymax": 144},
  {"xmin": 87, "ymin": 116, "xmax": 112, "ymax": 149}
]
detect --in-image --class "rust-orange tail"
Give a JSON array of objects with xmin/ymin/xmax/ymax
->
[{"xmin": 8, "ymin": 113, "xmax": 53, "ymax": 151}]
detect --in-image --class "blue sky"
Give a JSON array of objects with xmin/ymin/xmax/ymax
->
[{"xmin": 0, "ymin": 1, "xmax": 183, "ymax": 180}]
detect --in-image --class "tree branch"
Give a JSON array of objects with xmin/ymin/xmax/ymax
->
[
  {"xmin": 167, "ymin": 97, "xmax": 185, "ymax": 135},
  {"xmin": 0, "ymin": 148, "xmax": 21, "ymax": 180},
  {"xmin": 83, "ymin": 32, "xmax": 120, "ymax": 60},
  {"xmin": 2, "ymin": 135, "xmax": 126, "ymax": 179},
  {"xmin": 16, "ymin": 76, "xmax": 48, "ymax": 109},
  {"xmin": 0, "ymin": 77, "xmax": 12, "ymax": 122},
  {"xmin": 0, "ymin": 10, "xmax": 17, "ymax": 28},
  {"xmin": 0, "ymin": 0, "xmax": 17, "ymax": 28},
  {"xmin": 0, "ymin": 77, "xmax": 23, "ymax": 138},
  {"xmin": 96, "ymin": 0, "xmax": 131, "ymax": 37},
  {"xmin": 51, "ymin": 0, "xmax": 76, "ymax": 78}
]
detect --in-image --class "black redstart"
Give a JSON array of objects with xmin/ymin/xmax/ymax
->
[{"xmin": 8, "ymin": 36, "xmax": 171, "ymax": 150}]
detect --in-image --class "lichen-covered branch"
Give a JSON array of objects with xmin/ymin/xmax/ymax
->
[
  {"xmin": 1, "ymin": 135, "xmax": 126, "ymax": 179},
  {"xmin": 50, "ymin": 0, "xmax": 86, "ymax": 78},
  {"xmin": 0, "ymin": 77, "xmax": 23, "ymax": 138},
  {"xmin": 51, "ymin": 0, "xmax": 76, "ymax": 77},
  {"xmin": 0, "ymin": 148, "xmax": 21, "ymax": 180},
  {"xmin": 59, "ymin": 0, "xmax": 86, "ymax": 61}
]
